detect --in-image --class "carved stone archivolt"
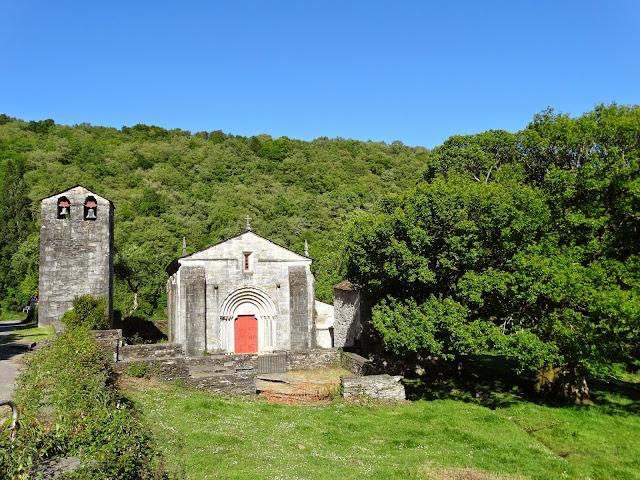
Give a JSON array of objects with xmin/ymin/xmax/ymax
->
[{"xmin": 219, "ymin": 287, "xmax": 278, "ymax": 352}]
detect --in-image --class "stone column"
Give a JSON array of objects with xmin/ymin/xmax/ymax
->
[
  {"xmin": 289, "ymin": 266, "xmax": 310, "ymax": 351},
  {"xmin": 183, "ymin": 266, "xmax": 206, "ymax": 356}
]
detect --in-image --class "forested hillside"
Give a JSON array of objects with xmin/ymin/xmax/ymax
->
[{"xmin": 0, "ymin": 114, "xmax": 429, "ymax": 317}]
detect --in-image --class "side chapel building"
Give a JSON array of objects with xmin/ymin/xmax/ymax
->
[{"xmin": 166, "ymin": 223, "xmax": 331, "ymax": 356}]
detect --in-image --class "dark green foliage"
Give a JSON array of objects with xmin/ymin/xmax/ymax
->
[
  {"xmin": 346, "ymin": 176, "xmax": 559, "ymax": 371},
  {"xmin": 424, "ymin": 129, "xmax": 520, "ymax": 183},
  {"xmin": 0, "ymin": 157, "xmax": 35, "ymax": 310},
  {"xmin": 257, "ymin": 137, "xmax": 292, "ymax": 160},
  {"xmin": 0, "ymin": 113, "xmax": 14, "ymax": 125},
  {"xmin": 345, "ymin": 176, "xmax": 549, "ymax": 300},
  {"xmin": 344, "ymin": 103, "xmax": 640, "ymax": 399},
  {"xmin": 138, "ymin": 188, "xmax": 166, "ymax": 216},
  {"xmin": 25, "ymin": 118, "xmax": 55, "ymax": 135},
  {"xmin": 61, "ymin": 294, "xmax": 109, "ymax": 330},
  {"xmin": 208, "ymin": 129, "xmax": 228, "ymax": 144}
]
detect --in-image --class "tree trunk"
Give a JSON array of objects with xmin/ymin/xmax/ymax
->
[
  {"xmin": 126, "ymin": 292, "xmax": 138, "ymax": 318},
  {"xmin": 535, "ymin": 362, "xmax": 591, "ymax": 404}
]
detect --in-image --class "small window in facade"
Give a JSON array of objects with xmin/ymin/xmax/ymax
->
[
  {"xmin": 57, "ymin": 197, "xmax": 70, "ymax": 219},
  {"xmin": 84, "ymin": 196, "xmax": 97, "ymax": 220},
  {"xmin": 243, "ymin": 253, "xmax": 250, "ymax": 271}
]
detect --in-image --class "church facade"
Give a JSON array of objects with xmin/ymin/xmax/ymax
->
[{"xmin": 166, "ymin": 228, "xmax": 320, "ymax": 356}]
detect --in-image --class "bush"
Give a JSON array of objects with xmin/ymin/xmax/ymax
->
[
  {"xmin": 127, "ymin": 363, "xmax": 150, "ymax": 378},
  {"xmin": 0, "ymin": 328, "xmax": 175, "ymax": 479},
  {"xmin": 61, "ymin": 294, "xmax": 109, "ymax": 330}
]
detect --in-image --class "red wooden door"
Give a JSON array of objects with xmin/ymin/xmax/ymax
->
[{"xmin": 235, "ymin": 315, "xmax": 258, "ymax": 353}]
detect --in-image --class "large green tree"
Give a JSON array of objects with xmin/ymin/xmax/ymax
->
[
  {"xmin": 344, "ymin": 104, "xmax": 640, "ymax": 402},
  {"xmin": 344, "ymin": 177, "xmax": 561, "ymax": 373},
  {"xmin": 346, "ymin": 180, "xmax": 640, "ymax": 401}
]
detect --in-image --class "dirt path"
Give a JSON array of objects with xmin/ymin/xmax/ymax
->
[{"xmin": 0, "ymin": 320, "xmax": 27, "ymax": 401}]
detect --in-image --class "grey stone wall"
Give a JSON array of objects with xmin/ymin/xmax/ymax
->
[
  {"xmin": 38, "ymin": 186, "xmax": 113, "ymax": 331},
  {"xmin": 333, "ymin": 288, "xmax": 361, "ymax": 348},
  {"xmin": 186, "ymin": 371, "xmax": 256, "ymax": 396},
  {"xmin": 341, "ymin": 374, "xmax": 406, "ymax": 401},
  {"xmin": 91, "ymin": 329, "xmax": 122, "ymax": 362},
  {"xmin": 183, "ymin": 266, "xmax": 206, "ymax": 356},
  {"xmin": 341, "ymin": 351, "xmax": 371, "ymax": 376},
  {"xmin": 166, "ymin": 276, "xmax": 177, "ymax": 343},
  {"xmin": 186, "ymin": 353, "xmax": 258, "ymax": 371},
  {"xmin": 185, "ymin": 354, "xmax": 258, "ymax": 396},
  {"xmin": 289, "ymin": 266, "xmax": 310, "ymax": 350},
  {"xmin": 112, "ymin": 358, "xmax": 189, "ymax": 381},
  {"xmin": 287, "ymin": 348, "xmax": 340, "ymax": 370},
  {"xmin": 119, "ymin": 343, "xmax": 183, "ymax": 361}
]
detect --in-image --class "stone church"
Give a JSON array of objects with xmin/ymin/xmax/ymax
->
[
  {"xmin": 38, "ymin": 185, "xmax": 114, "ymax": 331},
  {"xmin": 37, "ymin": 184, "xmax": 337, "ymax": 353},
  {"xmin": 166, "ymin": 224, "xmax": 332, "ymax": 356}
]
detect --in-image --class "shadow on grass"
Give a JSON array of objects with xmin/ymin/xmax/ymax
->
[
  {"xmin": 1, "ymin": 330, "xmax": 42, "ymax": 345},
  {"xmin": 586, "ymin": 376, "xmax": 640, "ymax": 416},
  {"xmin": 0, "ymin": 314, "xmax": 35, "ymax": 361},
  {"xmin": 403, "ymin": 355, "xmax": 536, "ymax": 409},
  {"xmin": 403, "ymin": 354, "xmax": 640, "ymax": 414}
]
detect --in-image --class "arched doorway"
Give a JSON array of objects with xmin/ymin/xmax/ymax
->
[
  {"xmin": 234, "ymin": 315, "xmax": 258, "ymax": 353},
  {"xmin": 219, "ymin": 287, "xmax": 278, "ymax": 354}
]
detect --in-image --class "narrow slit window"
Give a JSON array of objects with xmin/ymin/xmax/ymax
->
[
  {"xmin": 244, "ymin": 253, "xmax": 250, "ymax": 271},
  {"xmin": 57, "ymin": 197, "xmax": 70, "ymax": 219}
]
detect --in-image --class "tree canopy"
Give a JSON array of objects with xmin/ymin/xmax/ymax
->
[{"xmin": 344, "ymin": 103, "xmax": 640, "ymax": 400}]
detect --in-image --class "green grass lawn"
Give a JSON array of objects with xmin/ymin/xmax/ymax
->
[
  {"xmin": 0, "ymin": 325, "xmax": 55, "ymax": 344},
  {"xmin": 0, "ymin": 312, "xmax": 55, "ymax": 344},
  {"xmin": 0, "ymin": 310, "xmax": 29, "ymax": 322},
  {"xmin": 123, "ymin": 367, "xmax": 640, "ymax": 480}
]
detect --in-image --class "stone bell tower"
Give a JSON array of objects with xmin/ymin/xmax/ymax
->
[{"xmin": 38, "ymin": 185, "xmax": 114, "ymax": 331}]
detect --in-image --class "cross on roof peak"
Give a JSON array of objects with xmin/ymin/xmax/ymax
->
[{"xmin": 245, "ymin": 215, "xmax": 252, "ymax": 232}]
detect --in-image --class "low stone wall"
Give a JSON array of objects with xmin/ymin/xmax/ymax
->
[
  {"xmin": 288, "ymin": 348, "xmax": 340, "ymax": 370},
  {"xmin": 186, "ymin": 371, "xmax": 256, "ymax": 396},
  {"xmin": 341, "ymin": 374, "xmax": 406, "ymax": 401},
  {"xmin": 341, "ymin": 352, "xmax": 371, "ymax": 376},
  {"xmin": 113, "ymin": 345, "xmax": 347, "ymax": 396},
  {"xmin": 187, "ymin": 353, "xmax": 258, "ymax": 371},
  {"xmin": 91, "ymin": 329, "xmax": 122, "ymax": 362},
  {"xmin": 185, "ymin": 355, "xmax": 257, "ymax": 395},
  {"xmin": 112, "ymin": 357, "xmax": 189, "ymax": 381},
  {"xmin": 119, "ymin": 343, "xmax": 183, "ymax": 361}
]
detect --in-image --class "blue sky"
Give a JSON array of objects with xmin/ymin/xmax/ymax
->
[{"xmin": 1, "ymin": 1, "xmax": 638, "ymax": 148}]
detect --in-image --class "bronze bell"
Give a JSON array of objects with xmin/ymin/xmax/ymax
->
[{"xmin": 86, "ymin": 208, "xmax": 96, "ymax": 219}]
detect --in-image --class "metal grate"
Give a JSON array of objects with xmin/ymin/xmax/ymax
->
[{"xmin": 258, "ymin": 353, "xmax": 288, "ymax": 374}]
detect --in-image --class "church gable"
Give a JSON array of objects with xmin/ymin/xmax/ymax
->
[
  {"xmin": 187, "ymin": 232, "xmax": 310, "ymax": 263},
  {"xmin": 41, "ymin": 184, "xmax": 113, "ymax": 207}
]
